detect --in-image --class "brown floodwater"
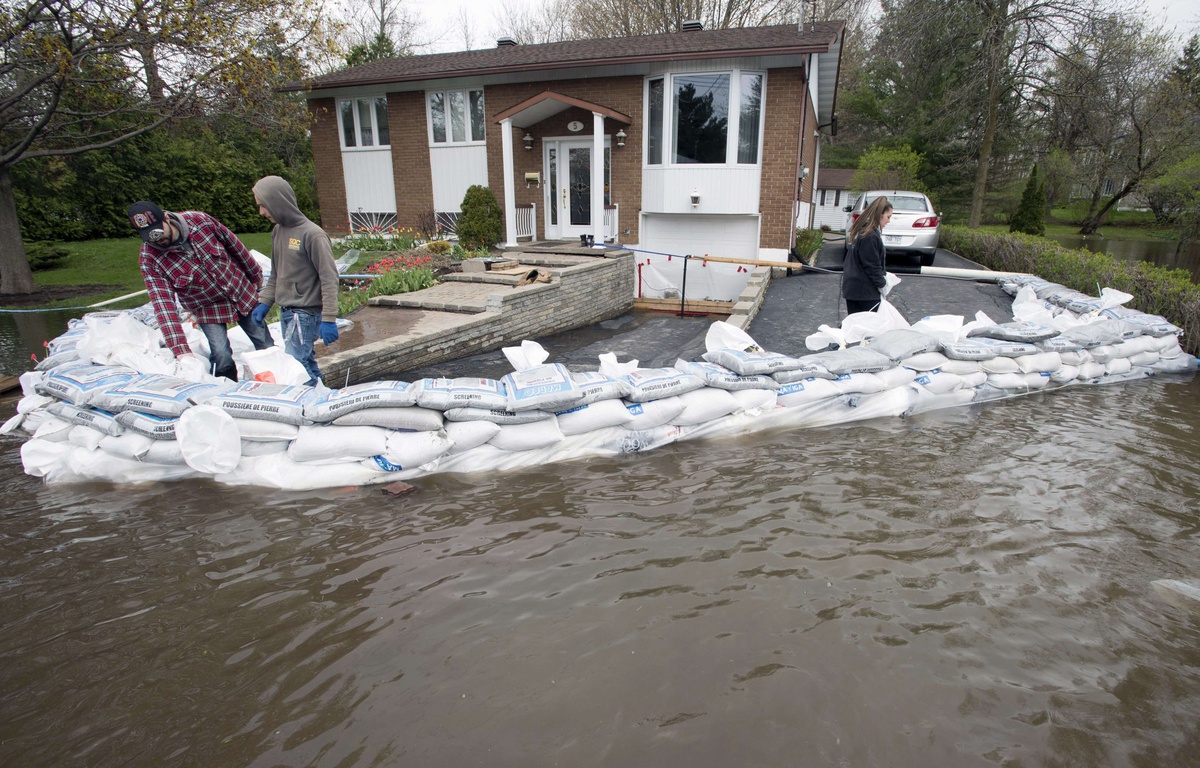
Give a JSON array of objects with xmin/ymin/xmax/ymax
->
[{"xmin": 2, "ymin": 375, "xmax": 1199, "ymax": 767}]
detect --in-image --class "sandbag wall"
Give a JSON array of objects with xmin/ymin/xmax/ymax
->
[{"xmin": 4, "ymin": 276, "xmax": 1197, "ymax": 490}]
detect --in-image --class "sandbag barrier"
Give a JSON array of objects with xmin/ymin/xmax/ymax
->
[{"xmin": 4, "ymin": 276, "xmax": 1196, "ymax": 491}]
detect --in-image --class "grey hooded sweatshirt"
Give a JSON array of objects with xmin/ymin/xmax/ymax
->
[{"xmin": 253, "ymin": 176, "xmax": 339, "ymax": 322}]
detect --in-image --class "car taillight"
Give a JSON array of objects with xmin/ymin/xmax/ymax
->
[
  {"xmin": 912, "ymin": 216, "xmax": 940, "ymax": 228},
  {"xmin": 851, "ymin": 213, "xmax": 860, "ymax": 224}
]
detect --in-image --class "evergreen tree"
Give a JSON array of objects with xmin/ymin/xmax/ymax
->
[
  {"xmin": 455, "ymin": 185, "xmax": 503, "ymax": 250},
  {"xmin": 1009, "ymin": 164, "xmax": 1046, "ymax": 236}
]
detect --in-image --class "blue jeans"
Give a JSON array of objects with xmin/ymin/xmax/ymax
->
[
  {"xmin": 200, "ymin": 313, "xmax": 275, "ymax": 381},
  {"xmin": 281, "ymin": 307, "xmax": 322, "ymax": 386}
]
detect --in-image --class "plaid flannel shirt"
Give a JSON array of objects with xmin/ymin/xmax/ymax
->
[{"xmin": 139, "ymin": 211, "xmax": 263, "ymax": 357}]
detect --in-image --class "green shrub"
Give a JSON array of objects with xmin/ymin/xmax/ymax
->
[
  {"xmin": 1009, "ymin": 164, "xmax": 1046, "ymax": 236},
  {"xmin": 455, "ymin": 185, "xmax": 503, "ymax": 249},
  {"xmin": 425, "ymin": 239, "xmax": 452, "ymax": 254},
  {"xmin": 794, "ymin": 229, "xmax": 824, "ymax": 262},
  {"xmin": 940, "ymin": 225, "xmax": 1200, "ymax": 355},
  {"xmin": 25, "ymin": 241, "xmax": 71, "ymax": 272}
]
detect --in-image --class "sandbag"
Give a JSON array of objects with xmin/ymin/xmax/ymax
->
[
  {"xmin": 502, "ymin": 363, "xmax": 581, "ymax": 412},
  {"xmin": 176, "ymin": 405, "xmax": 242, "ymax": 474},
  {"xmin": 487, "ymin": 419, "xmax": 564, "ymax": 451},
  {"xmin": 556, "ymin": 399, "xmax": 635, "ymax": 435},
  {"xmin": 967, "ymin": 322, "xmax": 1059, "ymax": 343},
  {"xmin": 623, "ymin": 397, "xmax": 685, "ymax": 429},
  {"xmin": 332, "ymin": 406, "xmax": 444, "ymax": 431},
  {"xmin": 444, "ymin": 420, "xmax": 502, "ymax": 453},
  {"xmin": 208, "ymin": 381, "xmax": 319, "ymax": 424},
  {"xmin": 622, "ymin": 368, "xmax": 706, "ymax": 402},
  {"xmin": 233, "ymin": 417, "xmax": 300, "ymax": 441},
  {"xmin": 46, "ymin": 401, "xmax": 125, "ymax": 436},
  {"xmin": 1014, "ymin": 351, "xmax": 1062, "ymax": 374},
  {"xmin": 729, "ymin": 388, "xmax": 777, "ymax": 413},
  {"xmin": 570, "ymin": 371, "xmax": 632, "ymax": 404},
  {"xmin": 980, "ymin": 357, "xmax": 1020, "ymax": 374},
  {"xmin": 901, "ymin": 351, "xmax": 951, "ymax": 372},
  {"xmin": 443, "ymin": 407, "xmax": 553, "ymax": 424},
  {"xmin": 240, "ymin": 346, "xmax": 311, "ymax": 387},
  {"xmin": 701, "ymin": 347, "xmax": 801, "ymax": 376},
  {"xmin": 776, "ymin": 377, "xmax": 840, "ymax": 407},
  {"xmin": 304, "ymin": 380, "xmax": 416, "ymax": 422},
  {"xmin": 912, "ymin": 369, "xmax": 963, "ymax": 395},
  {"xmin": 670, "ymin": 388, "xmax": 739, "ymax": 426},
  {"xmin": 795, "ymin": 347, "xmax": 894, "ymax": 375},
  {"xmin": 874, "ymin": 366, "xmax": 919, "ymax": 389},
  {"xmin": 35, "ymin": 365, "xmax": 137, "ymax": 406},
  {"xmin": 831, "ymin": 372, "xmax": 886, "ymax": 394},
  {"xmin": 87, "ymin": 373, "xmax": 230, "ymax": 417},
  {"xmin": 289, "ymin": 424, "xmax": 391, "ymax": 462},
  {"xmin": 674, "ymin": 359, "xmax": 779, "ymax": 390},
  {"xmin": 865, "ymin": 329, "xmax": 941, "ymax": 361},
  {"xmin": 115, "ymin": 410, "xmax": 179, "ymax": 440}
]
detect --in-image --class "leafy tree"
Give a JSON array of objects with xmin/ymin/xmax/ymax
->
[
  {"xmin": 850, "ymin": 144, "xmax": 926, "ymax": 192},
  {"xmin": 346, "ymin": 33, "xmax": 400, "ymax": 67},
  {"xmin": 1009, "ymin": 164, "xmax": 1046, "ymax": 236},
  {"xmin": 0, "ymin": 0, "xmax": 336, "ymax": 294},
  {"xmin": 1142, "ymin": 152, "xmax": 1200, "ymax": 244},
  {"xmin": 455, "ymin": 185, "xmax": 503, "ymax": 249}
]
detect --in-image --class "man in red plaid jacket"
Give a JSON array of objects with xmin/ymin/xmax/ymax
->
[{"xmin": 128, "ymin": 201, "xmax": 276, "ymax": 381}]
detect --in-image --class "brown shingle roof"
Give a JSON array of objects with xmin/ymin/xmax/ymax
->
[
  {"xmin": 290, "ymin": 22, "xmax": 844, "ymax": 92},
  {"xmin": 817, "ymin": 168, "xmax": 856, "ymax": 189}
]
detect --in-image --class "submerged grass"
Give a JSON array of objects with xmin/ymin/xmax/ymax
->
[{"xmin": 940, "ymin": 225, "xmax": 1200, "ymax": 356}]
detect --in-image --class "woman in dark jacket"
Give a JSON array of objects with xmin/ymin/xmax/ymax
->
[{"xmin": 842, "ymin": 196, "xmax": 893, "ymax": 314}]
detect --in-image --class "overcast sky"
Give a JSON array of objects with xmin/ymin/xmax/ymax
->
[{"xmin": 418, "ymin": 0, "xmax": 1199, "ymax": 54}]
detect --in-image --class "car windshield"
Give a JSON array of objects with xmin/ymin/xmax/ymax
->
[{"xmin": 866, "ymin": 195, "xmax": 929, "ymax": 213}]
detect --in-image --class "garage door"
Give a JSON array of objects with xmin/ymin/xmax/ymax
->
[{"xmin": 637, "ymin": 214, "xmax": 760, "ymax": 302}]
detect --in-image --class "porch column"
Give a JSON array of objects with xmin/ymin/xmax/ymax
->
[
  {"xmin": 501, "ymin": 118, "xmax": 519, "ymax": 248},
  {"xmin": 592, "ymin": 112, "xmax": 604, "ymax": 247}
]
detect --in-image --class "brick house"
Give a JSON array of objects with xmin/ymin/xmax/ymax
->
[{"xmin": 291, "ymin": 21, "xmax": 844, "ymax": 298}]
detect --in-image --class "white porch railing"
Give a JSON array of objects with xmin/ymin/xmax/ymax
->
[
  {"xmin": 515, "ymin": 203, "xmax": 536, "ymax": 240},
  {"xmin": 604, "ymin": 204, "xmax": 619, "ymax": 242}
]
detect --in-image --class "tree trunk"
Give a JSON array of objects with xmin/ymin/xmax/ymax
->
[
  {"xmin": 1079, "ymin": 180, "xmax": 1136, "ymax": 235},
  {"xmin": 968, "ymin": 0, "xmax": 1009, "ymax": 229},
  {"xmin": 0, "ymin": 165, "xmax": 37, "ymax": 295}
]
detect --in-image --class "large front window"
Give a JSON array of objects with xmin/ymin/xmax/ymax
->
[
  {"xmin": 645, "ymin": 70, "xmax": 764, "ymax": 166},
  {"xmin": 339, "ymin": 96, "xmax": 390, "ymax": 149},
  {"xmin": 428, "ymin": 88, "xmax": 486, "ymax": 145}
]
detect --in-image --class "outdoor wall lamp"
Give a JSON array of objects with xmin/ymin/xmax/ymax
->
[
  {"xmin": 615, "ymin": 128, "xmax": 626, "ymax": 147},
  {"xmin": 523, "ymin": 132, "xmax": 534, "ymax": 150},
  {"xmin": 690, "ymin": 190, "xmax": 700, "ymax": 207}
]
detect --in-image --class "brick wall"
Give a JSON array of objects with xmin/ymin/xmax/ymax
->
[
  {"xmin": 760, "ymin": 67, "xmax": 805, "ymax": 250},
  {"xmin": 321, "ymin": 253, "xmax": 636, "ymax": 385},
  {"xmin": 309, "ymin": 99, "xmax": 348, "ymax": 235},
  {"xmin": 389, "ymin": 92, "xmax": 435, "ymax": 231}
]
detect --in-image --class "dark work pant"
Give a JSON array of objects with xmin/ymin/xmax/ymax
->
[{"xmin": 845, "ymin": 298, "xmax": 880, "ymax": 315}]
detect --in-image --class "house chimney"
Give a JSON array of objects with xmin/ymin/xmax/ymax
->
[
  {"xmin": 496, "ymin": 37, "xmax": 518, "ymax": 47},
  {"xmin": 681, "ymin": 20, "xmax": 703, "ymax": 32}
]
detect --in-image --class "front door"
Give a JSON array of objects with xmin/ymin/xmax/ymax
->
[{"xmin": 545, "ymin": 139, "xmax": 610, "ymax": 240}]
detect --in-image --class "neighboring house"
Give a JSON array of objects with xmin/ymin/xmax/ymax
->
[
  {"xmin": 289, "ymin": 21, "xmax": 844, "ymax": 291},
  {"xmin": 810, "ymin": 167, "xmax": 856, "ymax": 231}
]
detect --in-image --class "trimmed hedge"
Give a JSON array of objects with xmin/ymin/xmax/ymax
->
[{"xmin": 940, "ymin": 225, "xmax": 1200, "ymax": 356}]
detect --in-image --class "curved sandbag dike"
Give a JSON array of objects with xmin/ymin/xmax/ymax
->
[{"xmin": 5, "ymin": 275, "xmax": 1196, "ymax": 490}]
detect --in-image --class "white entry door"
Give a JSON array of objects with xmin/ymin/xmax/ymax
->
[{"xmin": 544, "ymin": 139, "xmax": 609, "ymax": 240}]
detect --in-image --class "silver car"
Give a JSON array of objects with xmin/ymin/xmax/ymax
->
[{"xmin": 843, "ymin": 190, "xmax": 941, "ymax": 267}]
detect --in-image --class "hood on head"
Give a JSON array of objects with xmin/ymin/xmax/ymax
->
[{"xmin": 253, "ymin": 176, "xmax": 305, "ymax": 227}]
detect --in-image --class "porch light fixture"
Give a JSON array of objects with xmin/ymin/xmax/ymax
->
[
  {"xmin": 615, "ymin": 128, "xmax": 627, "ymax": 147},
  {"xmin": 523, "ymin": 132, "xmax": 534, "ymax": 150},
  {"xmin": 690, "ymin": 190, "xmax": 700, "ymax": 207}
]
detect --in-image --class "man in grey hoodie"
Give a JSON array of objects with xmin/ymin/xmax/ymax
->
[{"xmin": 250, "ymin": 176, "xmax": 340, "ymax": 385}]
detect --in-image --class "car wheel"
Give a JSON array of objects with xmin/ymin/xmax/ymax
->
[{"xmin": 920, "ymin": 253, "xmax": 934, "ymax": 267}]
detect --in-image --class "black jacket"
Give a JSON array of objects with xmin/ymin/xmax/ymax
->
[{"xmin": 842, "ymin": 229, "xmax": 887, "ymax": 301}]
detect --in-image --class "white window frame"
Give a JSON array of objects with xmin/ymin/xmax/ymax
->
[
  {"xmin": 643, "ymin": 69, "xmax": 766, "ymax": 168},
  {"xmin": 427, "ymin": 88, "xmax": 487, "ymax": 146},
  {"xmin": 337, "ymin": 96, "xmax": 391, "ymax": 151}
]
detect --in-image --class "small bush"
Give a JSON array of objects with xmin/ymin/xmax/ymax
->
[
  {"xmin": 794, "ymin": 229, "xmax": 824, "ymax": 262},
  {"xmin": 425, "ymin": 239, "xmax": 452, "ymax": 254},
  {"xmin": 26, "ymin": 241, "xmax": 71, "ymax": 271},
  {"xmin": 455, "ymin": 185, "xmax": 503, "ymax": 249},
  {"xmin": 940, "ymin": 225, "xmax": 1200, "ymax": 355}
]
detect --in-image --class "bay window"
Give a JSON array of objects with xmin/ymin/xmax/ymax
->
[{"xmin": 645, "ymin": 70, "xmax": 764, "ymax": 166}]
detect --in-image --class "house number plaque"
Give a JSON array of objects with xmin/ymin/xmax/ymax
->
[{"xmin": 567, "ymin": 120, "xmax": 584, "ymax": 132}]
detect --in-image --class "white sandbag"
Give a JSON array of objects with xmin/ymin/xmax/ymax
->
[
  {"xmin": 87, "ymin": 373, "xmax": 230, "ymax": 417},
  {"xmin": 831, "ymin": 372, "xmax": 886, "ymax": 394},
  {"xmin": 954, "ymin": 337, "xmax": 1039, "ymax": 358},
  {"xmin": 670, "ymin": 388, "xmax": 740, "ymax": 425},
  {"xmin": 704, "ymin": 320, "xmax": 758, "ymax": 352},
  {"xmin": 555, "ymin": 399, "xmax": 635, "ymax": 435},
  {"xmin": 115, "ymin": 410, "xmax": 179, "ymax": 440},
  {"xmin": 443, "ymin": 407, "xmax": 553, "ymax": 424},
  {"xmin": 502, "ymin": 363, "xmax": 581, "ymax": 412},
  {"xmin": 1038, "ymin": 335, "xmax": 1084, "ymax": 353},
  {"xmin": 289, "ymin": 424, "xmax": 390, "ymax": 462},
  {"xmin": 74, "ymin": 313, "xmax": 164, "ymax": 365},
  {"xmin": 967, "ymin": 321, "xmax": 1059, "ymax": 343},
  {"xmin": 623, "ymin": 397, "xmax": 685, "ymax": 429},
  {"xmin": 1059, "ymin": 321, "xmax": 1126, "ymax": 349},
  {"xmin": 1149, "ymin": 354, "xmax": 1197, "ymax": 373},
  {"xmin": 304, "ymin": 380, "xmax": 417, "ymax": 422},
  {"xmin": 874, "ymin": 366, "xmax": 919, "ymax": 389},
  {"xmin": 1111, "ymin": 313, "xmax": 1182, "ymax": 337},
  {"xmin": 332, "ymin": 406, "xmax": 444, "ymax": 431},
  {"xmin": 218, "ymin": 453, "xmax": 394, "ymax": 490},
  {"xmin": 912, "ymin": 369, "xmax": 963, "ymax": 395},
  {"xmin": 487, "ymin": 419, "xmax": 563, "ymax": 451},
  {"xmin": 208, "ymin": 381, "xmax": 318, "ymax": 424},
  {"xmin": 959, "ymin": 370, "xmax": 988, "ymax": 389},
  {"xmin": 1088, "ymin": 345, "xmax": 1121, "ymax": 364},
  {"xmin": 32, "ymin": 415, "xmax": 73, "ymax": 441},
  {"xmin": 730, "ymin": 388, "xmax": 777, "ymax": 413},
  {"xmin": 502, "ymin": 339, "xmax": 551, "ymax": 370},
  {"xmin": 674, "ymin": 359, "xmax": 779, "ymax": 390},
  {"xmin": 864, "ymin": 329, "xmax": 941, "ymax": 361},
  {"xmin": 939, "ymin": 339, "xmax": 999, "ymax": 361},
  {"xmin": 1022, "ymin": 372, "xmax": 1052, "ymax": 389},
  {"xmin": 233, "ymin": 417, "xmax": 300, "ymax": 441},
  {"xmin": 67, "ymin": 425, "xmax": 105, "ymax": 451},
  {"xmin": 570, "ymin": 371, "xmax": 632, "ymax": 404},
  {"xmin": 176, "ymin": 405, "xmax": 242, "ymax": 474},
  {"xmin": 140, "ymin": 440, "xmax": 186, "ymax": 465},
  {"xmin": 46, "ymin": 401, "xmax": 125, "ymax": 436},
  {"xmin": 909, "ymin": 314, "xmax": 964, "ymax": 344},
  {"xmin": 776, "ymin": 377, "xmax": 840, "ymax": 407},
  {"xmin": 937, "ymin": 358, "xmax": 983, "ymax": 375},
  {"xmin": 98, "ymin": 432, "xmax": 156, "ymax": 460},
  {"xmin": 240, "ymin": 439, "xmax": 289, "ymax": 456},
  {"xmin": 1105, "ymin": 357, "xmax": 1133, "ymax": 376},
  {"xmin": 1014, "ymin": 351, "xmax": 1062, "ymax": 374},
  {"xmin": 701, "ymin": 347, "xmax": 801, "ymax": 376},
  {"xmin": 412, "ymin": 377, "xmax": 508, "ymax": 411},
  {"xmin": 1152, "ymin": 337, "xmax": 1183, "ymax": 356},
  {"xmin": 1050, "ymin": 365, "xmax": 1080, "ymax": 384},
  {"xmin": 380, "ymin": 429, "xmax": 454, "ymax": 468},
  {"xmin": 795, "ymin": 347, "xmax": 894, "ymax": 375},
  {"xmin": 622, "ymin": 368, "xmax": 706, "ymax": 402},
  {"xmin": 21, "ymin": 438, "xmax": 74, "ymax": 477},
  {"xmin": 35, "ymin": 349, "xmax": 82, "ymax": 371},
  {"xmin": 1078, "ymin": 362, "xmax": 1107, "ymax": 380},
  {"xmin": 1118, "ymin": 336, "xmax": 1159, "ymax": 356},
  {"xmin": 985, "ymin": 373, "xmax": 1028, "ymax": 390},
  {"xmin": 445, "ymin": 420, "xmax": 502, "ymax": 453},
  {"xmin": 35, "ymin": 365, "xmax": 137, "ymax": 406},
  {"xmin": 1059, "ymin": 349, "xmax": 1093, "ymax": 366},
  {"xmin": 901, "ymin": 352, "xmax": 950, "ymax": 371},
  {"xmin": 19, "ymin": 409, "xmax": 50, "ymax": 434},
  {"xmin": 1, "ymin": 413, "xmax": 23, "ymax": 434},
  {"xmin": 240, "ymin": 346, "xmax": 311, "ymax": 386},
  {"xmin": 1127, "ymin": 350, "xmax": 1160, "ymax": 367},
  {"xmin": 981, "ymin": 356, "xmax": 1020, "ymax": 374}
]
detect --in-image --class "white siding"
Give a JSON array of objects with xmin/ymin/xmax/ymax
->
[
  {"xmin": 637, "ymin": 213, "xmax": 759, "ymax": 302},
  {"xmin": 642, "ymin": 167, "xmax": 761, "ymax": 214},
  {"xmin": 342, "ymin": 149, "xmax": 396, "ymax": 213},
  {"xmin": 431, "ymin": 144, "xmax": 489, "ymax": 211},
  {"xmin": 812, "ymin": 187, "xmax": 852, "ymax": 231}
]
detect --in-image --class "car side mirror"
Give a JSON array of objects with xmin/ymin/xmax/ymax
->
[{"xmin": 842, "ymin": 205, "xmax": 852, "ymax": 212}]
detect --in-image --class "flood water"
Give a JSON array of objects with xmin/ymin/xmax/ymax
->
[
  {"xmin": 1050, "ymin": 234, "xmax": 1200, "ymax": 283},
  {"xmin": 2, "ymin": 373, "xmax": 1199, "ymax": 767}
]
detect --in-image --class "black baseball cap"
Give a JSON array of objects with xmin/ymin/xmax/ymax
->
[{"xmin": 128, "ymin": 201, "xmax": 166, "ymax": 243}]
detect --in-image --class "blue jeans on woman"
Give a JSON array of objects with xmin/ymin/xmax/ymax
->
[
  {"xmin": 280, "ymin": 307, "xmax": 323, "ymax": 386},
  {"xmin": 200, "ymin": 313, "xmax": 275, "ymax": 381}
]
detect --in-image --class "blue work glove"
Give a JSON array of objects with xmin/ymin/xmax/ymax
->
[
  {"xmin": 319, "ymin": 321, "xmax": 339, "ymax": 345},
  {"xmin": 250, "ymin": 303, "xmax": 270, "ymax": 326}
]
